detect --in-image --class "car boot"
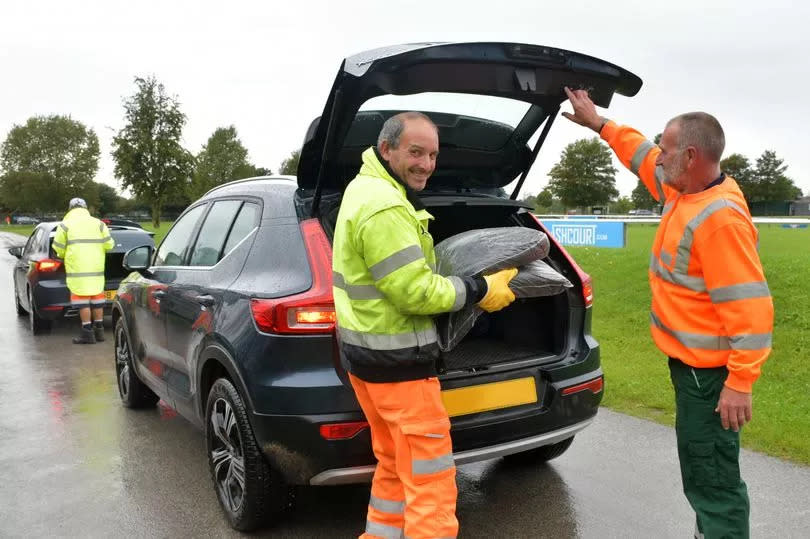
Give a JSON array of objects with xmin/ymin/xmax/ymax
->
[
  {"xmin": 93, "ymin": 321, "xmax": 105, "ymax": 342},
  {"xmin": 72, "ymin": 325, "xmax": 96, "ymax": 345}
]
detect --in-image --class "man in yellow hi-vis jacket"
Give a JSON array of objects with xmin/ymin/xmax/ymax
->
[
  {"xmin": 332, "ymin": 112, "xmax": 518, "ymax": 539},
  {"xmin": 52, "ymin": 198, "xmax": 115, "ymax": 344}
]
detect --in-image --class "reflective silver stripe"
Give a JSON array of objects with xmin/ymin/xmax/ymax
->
[
  {"xmin": 52, "ymin": 241, "xmax": 66, "ymax": 250},
  {"xmin": 709, "ymin": 281, "xmax": 771, "ymax": 303},
  {"xmin": 653, "ymin": 166, "xmax": 666, "ymax": 202},
  {"xmin": 71, "ymin": 300, "xmax": 90, "ymax": 306},
  {"xmin": 730, "ymin": 333, "xmax": 772, "ymax": 350},
  {"xmin": 333, "ymin": 272, "xmax": 384, "ymax": 300},
  {"xmin": 649, "ymin": 253, "xmax": 707, "ymax": 292},
  {"xmin": 66, "ymin": 271, "xmax": 105, "ymax": 277},
  {"xmin": 66, "ymin": 236, "xmax": 113, "ymax": 245},
  {"xmin": 99, "ymin": 222, "xmax": 104, "ymax": 232},
  {"xmin": 630, "ymin": 140, "xmax": 655, "ymax": 174},
  {"xmin": 338, "ymin": 326, "xmax": 437, "ymax": 350},
  {"xmin": 365, "ymin": 520, "xmax": 403, "ymax": 539},
  {"xmin": 662, "ymin": 200, "xmax": 674, "ymax": 215},
  {"xmin": 59, "ymin": 223, "xmax": 68, "ymax": 232},
  {"xmin": 674, "ymin": 199, "xmax": 750, "ymax": 275},
  {"xmin": 660, "ymin": 250, "xmax": 673, "ymax": 266},
  {"xmin": 412, "ymin": 453, "xmax": 454, "ymax": 476},
  {"xmin": 650, "ymin": 312, "xmax": 771, "ymax": 351},
  {"xmin": 448, "ymin": 275, "xmax": 466, "ymax": 312},
  {"xmin": 369, "ymin": 494, "xmax": 405, "ymax": 515},
  {"xmin": 369, "ymin": 245, "xmax": 424, "ymax": 281}
]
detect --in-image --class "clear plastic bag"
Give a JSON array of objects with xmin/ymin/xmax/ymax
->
[{"xmin": 435, "ymin": 227, "xmax": 573, "ymax": 351}]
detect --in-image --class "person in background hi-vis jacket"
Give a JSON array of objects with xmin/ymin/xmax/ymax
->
[
  {"xmin": 563, "ymin": 87, "xmax": 773, "ymax": 539},
  {"xmin": 332, "ymin": 111, "xmax": 518, "ymax": 539},
  {"xmin": 52, "ymin": 198, "xmax": 115, "ymax": 344}
]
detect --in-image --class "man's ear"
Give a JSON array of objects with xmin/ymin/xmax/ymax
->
[
  {"xmin": 379, "ymin": 140, "xmax": 391, "ymax": 161},
  {"xmin": 686, "ymin": 146, "xmax": 698, "ymax": 167}
]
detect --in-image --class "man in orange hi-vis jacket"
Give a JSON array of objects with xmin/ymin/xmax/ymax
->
[{"xmin": 563, "ymin": 88, "xmax": 773, "ymax": 539}]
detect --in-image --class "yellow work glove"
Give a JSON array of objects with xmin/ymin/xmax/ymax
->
[{"xmin": 478, "ymin": 268, "xmax": 518, "ymax": 312}]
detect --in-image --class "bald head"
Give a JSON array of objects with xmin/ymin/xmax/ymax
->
[{"xmin": 666, "ymin": 112, "xmax": 725, "ymax": 163}]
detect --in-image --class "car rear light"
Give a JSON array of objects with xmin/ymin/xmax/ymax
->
[
  {"xmin": 319, "ymin": 421, "xmax": 369, "ymax": 440},
  {"xmin": 530, "ymin": 214, "xmax": 593, "ymax": 308},
  {"xmin": 561, "ymin": 376, "xmax": 604, "ymax": 396},
  {"xmin": 250, "ymin": 218, "xmax": 336, "ymax": 334},
  {"xmin": 36, "ymin": 259, "xmax": 62, "ymax": 272}
]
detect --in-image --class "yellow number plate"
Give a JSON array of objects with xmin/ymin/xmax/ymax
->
[
  {"xmin": 104, "ymin": 290, "xmax": 117, "ymax": 301},
  {"xmin": 441, "ymin": 377, "xmax": 537, "ymax": 418}
]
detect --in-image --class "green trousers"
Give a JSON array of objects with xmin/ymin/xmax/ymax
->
[{"xmin": 669, "ymin": 358, "xmax": 749, "ymax": 539}]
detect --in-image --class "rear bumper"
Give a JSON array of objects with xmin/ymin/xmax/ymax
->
[
  {"xmin": 309, "ymin": 417, "xmax": 593, "ymax": 486},
  {"xmin": 32, "ymin": 280, "xmax": 117, "ymax": 319},
  {"xmin": 250, "ymin": 361, "xmax": 603, "ymax": 486}
]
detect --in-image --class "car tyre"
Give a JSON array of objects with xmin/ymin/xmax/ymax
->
[
  {"xmin": 503, "ymin": 436, "xmax": 575, "ymax": 465},
  {"xmin": 114, "ymin": 318, "xmax": 159, "ymax": 408},
  {"xmin": 27, "ymin": 288, "xmax": 52, "ymax": 334},
  {"xmin": 206, "ymin": 378, "xmax": 290, "ymax": 531},
  {"xmin": 15, "ymin": 287, "xmax": 27, "ymax": 316}
]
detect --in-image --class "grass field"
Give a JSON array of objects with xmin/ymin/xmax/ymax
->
[
  {"xmin": 139, "ymin": 221, "xmax": 172, "ymax": 245},
  {"xmin": 568, "ymin": 224, "xmax": 810, "ymax": 465}
]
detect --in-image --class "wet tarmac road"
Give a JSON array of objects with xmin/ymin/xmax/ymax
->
[{"xmin": 1, "ymin": 231, "xmax": 809, "ymax": 538}]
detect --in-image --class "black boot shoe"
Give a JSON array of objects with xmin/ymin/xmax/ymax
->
[
  {"xmin": 93, "ymin": 322, "xmax": 105, "ymax": 342},
  {"xmin": 73, "ymin": 326, "xmax": 96, "ymax": 345}
]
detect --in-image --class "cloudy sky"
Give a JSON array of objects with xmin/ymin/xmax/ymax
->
[{"xmin": 2, "ymin": 0, "xmax": 808, "ymax": 199}]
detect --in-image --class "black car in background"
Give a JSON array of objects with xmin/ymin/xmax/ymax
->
[
  {"xmin": 112, "ymin": 42, "xmax": 641, "ymax": 530},
  {"xmin": 9, "ymin": 222, "xmax": 155, "ymax": 333}
]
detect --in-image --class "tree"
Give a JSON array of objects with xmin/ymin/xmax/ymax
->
[
  {"xmin": 752, "ymin": 150, "xmax": 801, "ymax": 202},
  {"xmin": 189, "ymin": 126, "xmax": 257, "ymax": 199},
  {"xmin": 0, "ymin": 115, "xmax": 100, "ymax": 207},
  {"xmin": 111, "ymin": 76, "xmax": 193, "ymax": 227},
  {"xmin": 631, "ymin": 181, "xmax": 658, "ymax": 210},
  {"xmin": 611, "ymin": 196, "xmax": 633, "ymax": 214},
  {"xmin": 253, "ymin": 166, "xmax": 273, "ymax": 176},
  {"xmin": 519, "ymin": 192, "xmax": 537, "ymax": 208},
  {"xmin": 278, "ymin": 149, "xmax": 300, "ymax": 176},
  {"xmin": 547, "ymin": 138, "xmax": 618, "ymax": 210},
  {"xmin": 720, "ymin": 153, "xmax": 755, "ymax": 203},
  {"xmin": 95, "ymin": 183, "xmax": 120, "ymax": 215},
  {"xmin": 0, "ymin": 171, "xmax": 63, "ymax": 213}
]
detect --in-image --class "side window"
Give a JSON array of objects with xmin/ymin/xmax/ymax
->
[
  {"xmin": 222, "ymin": 202, "xmax": 260, "ymax": 257},
  {"xmin": 154, "ymin": 204, "xmax": 207, "ymax": 267},
  {"xmin": 23, "ymin": 229, "xmax": 43, "ymax": 256},
  {"xmin": 188, "ymin": 200, "xmax": 243, "ymax": 267}
]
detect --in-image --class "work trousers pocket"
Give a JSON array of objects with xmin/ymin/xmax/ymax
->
[
  {"xmin": 688, "ymin": 440, "xmax": 741, "ymax": 487},
  {"xmin": 400, "ymin": 417, "xmax": 454, "ymax": 485}
]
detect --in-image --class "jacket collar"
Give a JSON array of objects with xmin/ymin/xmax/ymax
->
[
  {"xmin": 360, "ymin": 147, "xmax": 426, "ymax": 211},
  {"xmin": 64, "ymin": 207, "xmax": 90, "ymax": 221}
]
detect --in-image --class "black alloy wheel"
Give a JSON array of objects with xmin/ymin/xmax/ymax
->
[
  {"xmin": 206, "ymin": 378, "xmax": 290, "ymax": 531},
  {"xmin": 114, "ymin": 318, "xmax": 158, "ymax": 408},
  {"xmin": 27, "ymin": 288, "xmax": 51, "ymax": 334}
]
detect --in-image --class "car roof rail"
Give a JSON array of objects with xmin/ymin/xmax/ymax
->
[{"xmin": 201, "ymin": 175, "xmax": 296, "ymax": 199}]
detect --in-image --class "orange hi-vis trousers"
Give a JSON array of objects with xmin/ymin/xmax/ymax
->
[{"xmin": 349, "ymin": 374, "xmax": 458, "ymax": 539}]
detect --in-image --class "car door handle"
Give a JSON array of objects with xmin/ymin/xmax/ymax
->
[{"xmin": 195, "ymin": 295, "xmax": 215, "ymax": 307}]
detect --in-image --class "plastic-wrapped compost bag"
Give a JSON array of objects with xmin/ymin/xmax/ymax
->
[{"xmin": 434, "ymin": 227, "xmax": 573, "ymax": 351}]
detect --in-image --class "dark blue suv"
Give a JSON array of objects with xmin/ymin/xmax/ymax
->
[{"xmin": 112, "ymin": 42, "xmax": 641, "ymax": 531}]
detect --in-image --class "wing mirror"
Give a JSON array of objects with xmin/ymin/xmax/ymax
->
[
  {"xmin": 123, "ymin": 245, "xmax": 153, "ymax": 273},
  {"xmin": 7, "ymin": 246, "xmax": 23, "ymax": 258}
]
